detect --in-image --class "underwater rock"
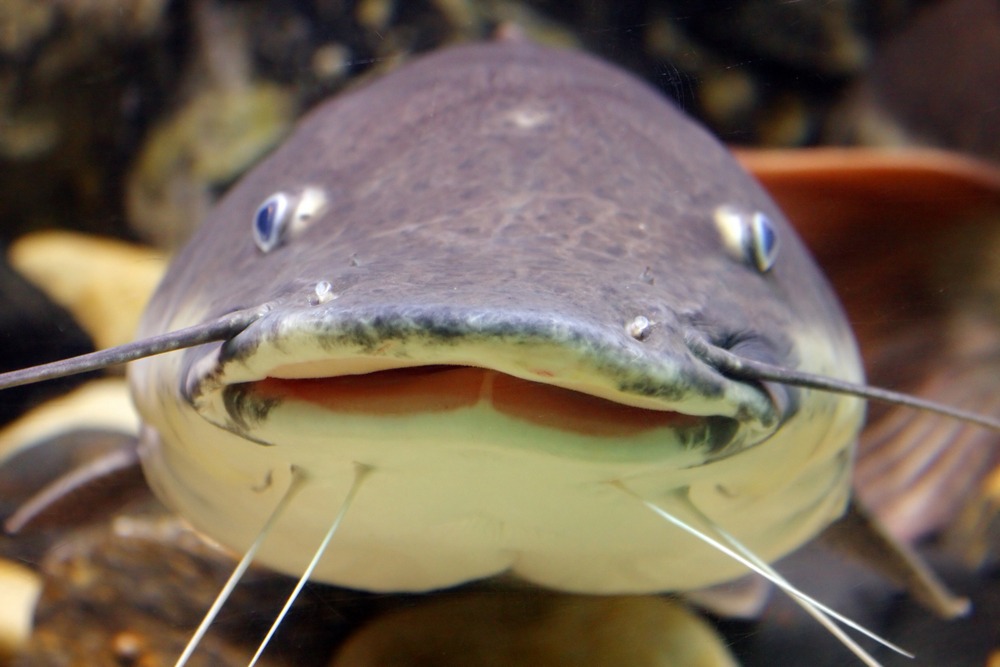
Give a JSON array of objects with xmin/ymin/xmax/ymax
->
[
  {"xmin": 332, "ymin": 590, "xmax": 738, "ymax": 667},
  {"xmin": 8, "ymin": 231, "xmax": 166, "ymax": 350}
]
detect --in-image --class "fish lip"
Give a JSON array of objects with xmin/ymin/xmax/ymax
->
[{"xmin": 182, "ymin": 303, "xmax": 785, "ymax": 456}]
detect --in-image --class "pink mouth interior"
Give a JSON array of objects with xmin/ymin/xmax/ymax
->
[{"xmin": 249, "ymin": 366, "xmax": 702, "ymax": 437}]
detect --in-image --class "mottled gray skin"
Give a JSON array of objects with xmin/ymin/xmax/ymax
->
[
  {"xmin": 144, "ymin": 40, "xmax": 850, "ymax": 406},
  {"xmin": 130, "ymin": 41, "xmax": 864, "ymax": 593}
]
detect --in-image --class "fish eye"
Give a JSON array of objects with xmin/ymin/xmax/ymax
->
[
  {"xmin": 252, "ymin": 187, "xmax": 329, "ymax": 253},
  {"xmin": 749, "ymin": 212, "xmax": 778, "ymax": 272},
  {"xmin": 253, "ymin": 192, "xmax": 292, "ymax": 253},
  {"xmin": 713, "ymin": 205, "xmax": 780, "ymax": 273}
]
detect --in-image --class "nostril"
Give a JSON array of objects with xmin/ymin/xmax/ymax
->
[{"xmin": 626, "ymin": 315, "xmax": 652, "ymax": 340}]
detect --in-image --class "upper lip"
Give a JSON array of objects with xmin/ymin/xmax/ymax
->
[{"xmin": 180, "ymin": 302, "xmax": 788, "ymax": 462}]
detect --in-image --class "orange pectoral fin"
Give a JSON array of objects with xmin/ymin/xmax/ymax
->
[{"xmin": 742, "ymin": 145, "xmax": 1000, "ymax": 549}]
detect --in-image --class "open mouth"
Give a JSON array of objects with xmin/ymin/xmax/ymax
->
[
  {"xmin": 181, "ymin": 306, "xmax": 780, "ymax": 462},
  {"xmin": 215, "ymin": 364, "xmax": 743, "ymax": 458},
  {"xmin": 143, "ymin": 310, "xmax": 817, "ymax": 594}
]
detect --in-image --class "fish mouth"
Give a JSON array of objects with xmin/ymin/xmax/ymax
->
[
  {"xmin": 223, "ymin": 367, "xmax": 742, "ymax": 453},
  {"xmin": 183, "ymin": 303, "xmax": 788, "ymax": 466},
  {"xmin": 147, "ymin": 303, "xmax": 829, "ymax": 594}
]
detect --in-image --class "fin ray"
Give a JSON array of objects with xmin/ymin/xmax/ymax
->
[{"xmin": 4, "ymin": 438, "xmax": 143, "ymax": 534}]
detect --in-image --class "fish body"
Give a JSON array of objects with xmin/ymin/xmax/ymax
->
[{"xmin": 128, "ymin": 41, "xmax": 865, "ymax": 594}]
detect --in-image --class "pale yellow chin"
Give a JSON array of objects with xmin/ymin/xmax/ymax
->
[
  {"xmin": 129, "ymin": 310, "xmax": 864, "ymax": 594},
  {"xmin": 134, "ymin": 365, "xmax": 857, "ymax": 595}
]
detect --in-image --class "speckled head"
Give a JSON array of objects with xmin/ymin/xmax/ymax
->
[{"xmin": 127, "ymin": 41, "xmax": 864, "ymax": 594}]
